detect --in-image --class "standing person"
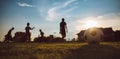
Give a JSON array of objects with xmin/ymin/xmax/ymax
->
[
  {"xmin": 60, "ymin": 18, "xmax": 68, "ymax": 39},
  {"xmin": 4, "ymin": 27, "xmax": 14, "ymax": 42},
  {"xmin": 25, "ymin": 22, "xmax": 35, "ymax": 42},
  {"xmin": 39, "ymin": 29, "xmax": 44, "ymax": 37}
]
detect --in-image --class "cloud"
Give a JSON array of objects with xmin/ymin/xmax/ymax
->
[
  {"xmin": 73, "ymin": 13, "xmax": 120, "ymax": 31},
  {"xmin": 65, "ymin": 6, "xmax": 78, "ymax": 13},
  {"xmin": 46, "ymin": 0, "xmax": 77, "ymax": 21},
  {"xmin": 63, "ymin": 0, "xmax": 76, "ymax": 7},
  {"xmin": 17, "ymin": 2, "xmax": 33, "ymax": 7},
  {"xmin": 46, "ymin": 7, "xmax": 59, "ymax": 21}
]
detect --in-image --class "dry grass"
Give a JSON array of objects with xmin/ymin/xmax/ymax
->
[{"xmin": 0, "ymin": 42, "xmax": 120, "ymax": 59}]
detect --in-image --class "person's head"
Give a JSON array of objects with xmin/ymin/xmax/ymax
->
[
  {"xmin": 11, "ymin": 27, "xmax": 14, "ymax": 30},
  {"xmin": 39, "ymin": 29, "xmax": 42, "ymax": 32},
  {"xmin": 27, "ymin": 22, "xmax": 30, "ymax": 26},
  {"xmin": 62, "ymin": 18, "xmax": 65, "ymax": 22}
]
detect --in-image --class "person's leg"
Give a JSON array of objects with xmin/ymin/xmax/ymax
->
[
  {"xmin": 62, "ymin": 34, "xmax": 66, "ymax": 39},
  {"xmin": 26, "ymin": 34, "xmax": 30, "ymax": 42},
  {"xmin": 28, "ymin": 34, "xmax": 31, "ymax": 42}
]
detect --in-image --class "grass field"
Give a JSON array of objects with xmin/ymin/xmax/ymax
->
[{"xmin": 0, "ymin": 42, "xmax": 120, "ymax": 59}]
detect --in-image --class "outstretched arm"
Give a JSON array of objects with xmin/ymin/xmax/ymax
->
[{"xmin": 31, "ymin": 27, "xmax": 35, "ymax": 30}]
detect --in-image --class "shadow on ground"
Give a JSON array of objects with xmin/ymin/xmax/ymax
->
[{"xmin": 64, "ymin": 44, "xmax": 120, "ymax": 59}]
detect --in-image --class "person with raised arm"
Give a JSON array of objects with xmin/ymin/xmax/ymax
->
[{"xmin": 25, "ymin": 22, "xmax": 35, "ymax": 42}]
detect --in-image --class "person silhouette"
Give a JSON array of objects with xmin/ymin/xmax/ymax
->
[
  {"xmin": 39, "ymin": 29, "xmax": 44, "ymax": 37},
  {"xmin": 60, "ymin": 18, "xmax": 68, "ymax": 39},
  {"xmin": 25, "ymin": 22, "xmax": 35, "ymax": 42},
  {"xmin": 4, "ymin": 27, "xmax": 14, "ymax": 42}
]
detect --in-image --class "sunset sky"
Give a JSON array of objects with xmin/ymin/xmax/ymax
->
[{"xmin": 0, "ymin": 0, "xmax": 120, "ymax": 41}]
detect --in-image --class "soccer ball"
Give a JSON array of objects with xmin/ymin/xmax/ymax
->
[{"xmin": 84, "ymin": 27, "xmax": 104, "ymax": 44}]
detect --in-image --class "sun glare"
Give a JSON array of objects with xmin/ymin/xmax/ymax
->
[{"xmin": 84, "ymin": 20, "xmax": 98, "ymax": 29}]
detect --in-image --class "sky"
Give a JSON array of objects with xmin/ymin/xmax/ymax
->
[{"xmin": 0, "ymin": 0, "xmax": 120, "ymax": 41}]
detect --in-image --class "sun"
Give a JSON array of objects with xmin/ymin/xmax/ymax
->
[{"xmin": 84, "ymin": 20, "xmax": 98, "ymax": 29}]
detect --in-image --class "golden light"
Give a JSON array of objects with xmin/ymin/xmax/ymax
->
[{"xmin": 84, "ymin": 20, "xmax": 98, "ymax": 29}]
